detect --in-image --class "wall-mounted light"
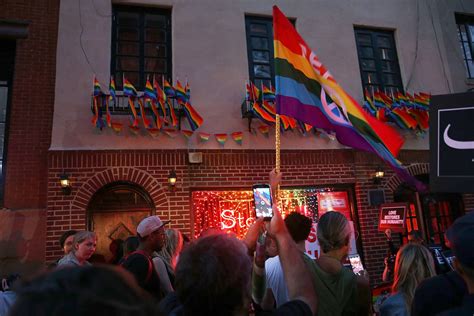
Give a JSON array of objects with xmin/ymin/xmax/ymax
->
[
  {"xmin": 59, "ymin": 173, "xmax": 71, "ymax": 195},
  {"xmin": 168, "ymin": 169, "xmax": 177, "ymax": 188},
  {"xmin": 373, "ymin": 168, "xmax": 385, "ymax": 184}
]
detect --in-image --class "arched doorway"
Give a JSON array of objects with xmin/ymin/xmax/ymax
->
[
  {"xmin": 393, "ymin": 174, "xmax": 464, "ymax": 245},
  {"xmin": 87, "ymin": 181, "xmax": 155, "ymax": 262}
]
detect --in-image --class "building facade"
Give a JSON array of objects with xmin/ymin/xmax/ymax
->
[{"xmin": 2, "ymin": 0, "xmax": 474, "ymax": 284}]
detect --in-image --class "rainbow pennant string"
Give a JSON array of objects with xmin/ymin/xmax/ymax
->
[
  {"xmin": 163, "ymin": 128, "xmax": 178, "ymax": 138},
  {"xmin": 199, "ymin": 132, "xmax": 210, "ymax": 142},
  {"xmin": 231, "ymin": 132, "xmax": 243, "ymax": 145},
  {"xmin": 215, "ymin": 134, "xmax": 227, "ymax": 146},
  {"xmin": 258, "ymin": 125, "xmax": 270, "ymax": 136},
  {"xmin": 181, "ymin": 130, "xmax": 194, "ymax": 140}
]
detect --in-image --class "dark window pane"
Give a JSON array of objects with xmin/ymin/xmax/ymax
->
[
  {"xmin": 357, "ymin": 34, "xmax": 371, "ymax": 46},
  {"xmin": 145, "ymin": 28, "xmax": 166, "ymax": 42},
  {"xmin": 380, "ymin": 48, "xmax": 393, "ymax": 60},
  {"xmin": 253, "ymin": 51, "xmax": 269, "ymax": 63},
  {"xmin": 124, "ymin": 72, "xmax": 140, "ymax": 87},
  {"xmin": 361, "ymin": 59, "xmax": 376, "ymax": 71},
  {"xmin": 0, "ymin": 87, "xmax": 7, "ymax": 121},
  {"xmin": 145, "ymin": 58, "xmax": 166, "ymax": 73},
  {"xmin": 383, "ymin": 73, "xmax": 397, "ymax": 85},
  {"xmin": 381, "ymin": 61, "xmax": 395, "ymax": 72},
  {"xmin": 377, "ymin": 36, "xmax": 391, "ymax": 48},
  {"xmin": 0, "ymin": 123, "xmax": 4, "ymax": 157},
  {"xmin": 364, "ymin": 72, "xmax": 379, "ymax": 84},
  {"xmin": 251, "ymin": 37, "xmax": 268, "ymax": 50},
  {"xmin": 460, "ymin": 24, "xmax": 468, "ymax": 41},
  {"xmin": 145, "ymin": 43, "xmax": 166, "ymax": 57},
  {"xmin": 361, "ymin": 46, "xmax": 374, "ymax": 58},
  {"xmin": 145, "ymin": 14, "xmax": 166, "ymax": 28},
  {"xmin": 464, "ymin": 42, "xmax": 472, "ymax": 59},
  {"xmin": 118, "ymin": 42, "xmax": 139, "ymax": 56},
  {"xmin": 468, "ymin": 60, "xmax": 474, "ymax": 78},
  {"xmin": 118, "ymin": 27, "xmax": 139, "ymax": 41},
  {"xmin": 117, "ymin": 12, "xmax": 139, "ymax": 27},
  {"xmin": 250, "ymin": 23, "xmax": 267, "ymax": 35},
  {"xmin": 469, "ymin": 25, "xmax": 474, "ymax": 42},
  {"xmin": 254, "ymin": 65, "xmax": 271, "ymax": 78},
  {"xmin": 117, "ymin": 57, "xmax": 139, "ymax": 71}
]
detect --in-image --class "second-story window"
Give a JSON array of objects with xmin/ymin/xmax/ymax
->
[
  {"xmin": 111, "ymin": 6, "xmax": 171, "ymax": 91},
  {"xmin": 455, "ymin": 14, "xmax": 474, "ymax": 79},
  {"xmin": 245, "ymin": 16, "xmax": 274, "ymax": 88},
  {"xmin": 354, "ymin": 28, "xmax": 403, "ymax": 95}
]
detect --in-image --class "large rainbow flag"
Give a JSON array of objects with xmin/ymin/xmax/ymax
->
[{"xmin": 273, "ymin": 6, "xmax": 426, "ymax": 191}]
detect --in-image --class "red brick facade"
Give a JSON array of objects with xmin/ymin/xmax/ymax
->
[
  {"xmin": 46, "ymin": 149, "xmax": 474, "ymax": 284},
  {"xmin": 1, "ymin": 0, "xmax": 59, "ymax": 209}
]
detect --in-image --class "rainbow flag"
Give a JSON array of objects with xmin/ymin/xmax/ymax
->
[
  {"xmin": 144, "ymin": 77, "xmax": 157, "ymax": 100},
  {"xmin": 168, "ymin": 101, "xmax": 178, "ymax": 127},
  {"xmin": 181, "ymin": 129, "xmax": 194, "ymax": 140},
  {"xmin": 174, "ymin": 80, "xmax": 187, "ymax": 103},
  {"xmin": 262, "ymin": 83, "xmax": 276, "ymax": 101},
  {"xmin": 199, "ymin": 132, "xmax": 210, "ymax": 142},
  {"xmin": 154, "ymin": 78, "xmax": 168, "ymax": 120},
  {"xmin": 231, "ymin": 132, "xmax": 243, "ymax": 145},
  {"xmin": 123, "ymin": 77, "xmax": 138, "ymax": 97},
  {"xmin": 253, "ymin": 102, "xmax": 275, "ymax": 125},
  {"xmin": 215, "ymin": 133, "xmax": 227, "ymax": 146},
  {"xmin": 273, "ymin": 6, "xmax": 426, "ymax": 191},
  {"xmin": 109, "ymin": 76, "xmax": 116, "ymax": 102},
  {"xmin": 183, "ymin": 102, "xmax": 204, "ymax": 131},
  {"xmin": 258, "ymin": 125, "xmax": 270, "ymax": 136},
  {"xmin": 163, "ymin": 79, "xmax": 175, "ymax": 98},
  {"xmin": 93, "ymin": 77, "xmax": 102, "ymax": 96},
  {"xmin": 138, "ymin": 98, "xmax": 152, "ymax": 128}
]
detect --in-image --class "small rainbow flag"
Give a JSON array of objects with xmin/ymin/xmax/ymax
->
[
  {"xmin": 163, "ymin": 79, "xmax": 175, "ymax": 98},
  {"xmin": 174, "ymin": 80, "xmax": 187, "ymax": 103},
  {"xmin": 93, "ymin": 77, "xmax": 102, "ymax": 96},
  {"xmin": 199, "ymin": 132, "xmax": 210, "ymax": 142},
  {"xmin": 252, "ymin": 102, "xmax": 275, "ymax": 125},
  {"xmin": 109, "ymin": 76, "xmax": 116, "ymax": 102},
  {"xmin": 258, "ymin": 125, "xmax": 270, "ymax": 136},
  {"xmin": 262, "ymin": 83, "xmax": 276, "ymax": 101},
  {"xmin": 144, "ymin": 77, "xmax": 157, "ymax": 100},
  {"xmin": 138, "ymin": 99, "xmax": 152, "ymax": 128},
  {"xmin": 123, "ymin": 77, "xmax": 138, "ymax": 97},
  {"xmin": 215, "ymin": 133, "xmax": 227, "ymax": 146},
  {"xmin": 181, "ymin": 129, "xmax": 194, "ymax": 140},
  {"xmin": 231, "ymin": 132, "xmax": 243, "ymax": 145},
  {"xmin": 168, "ymin": 101, "xmax": 178, "ymax": 127},
  {"xmin": 183, "ymin": 102, "xmax": 204, "ymax": 131}
]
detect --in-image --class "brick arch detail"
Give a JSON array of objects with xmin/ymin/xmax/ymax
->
[
  {"xmin": 385, "ymin": 163, "xmax": 429, "ymax": 192},
  {"xmin": 70, "ymin": 167, "xmax": 169, "ymax": 214}
]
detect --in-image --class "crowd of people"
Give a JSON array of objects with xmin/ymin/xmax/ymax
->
[{"xmin": 1, "ymin": 170, "xmax": 473, "ymax": 316}]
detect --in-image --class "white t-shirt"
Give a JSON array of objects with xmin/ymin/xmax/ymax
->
[{"xmin": 265, "ymin": 255, "xmax": 289, "ymax": 307}]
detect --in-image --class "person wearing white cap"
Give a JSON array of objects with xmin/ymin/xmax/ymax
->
[{"xmin": 120, "ymin": 215, "xmax": 170, "ymax": 300}]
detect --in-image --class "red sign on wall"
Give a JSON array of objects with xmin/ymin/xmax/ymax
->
[{"xmin": 317, "ymin": 191, "xmax": 351, "ymax": 219}]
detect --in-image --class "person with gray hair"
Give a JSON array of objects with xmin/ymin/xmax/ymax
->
[
  {"xmin": 312, "ymin": 211, "xmax": 371, "ymax": 315},
  {"xmin": 57, "ymin": 231, "xmax": 97, "ymax": 267},
  {"xmin": 153, "ymin": 228, "xmax": 184, "ymax": 293}
]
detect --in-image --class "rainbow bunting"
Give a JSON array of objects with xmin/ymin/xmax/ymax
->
[
  {"xmin": 163, "ymin": 79, "xmax": 175, "ymax": 98},
  {"xmin": 231, "ymin": 132, "xmax": 243, "ymax": 145},
  {"xmin": 183, "ymin": 102, "xmax": 204, "ymax": 131},
  {"xmin": 215, "ymin": 133, "xmax": 227, "ymax": 146},
  {"xmin": 304, "ymin": 123, "xmax": 313, "ymax": 132},
  {"xmin": 123, "ymin": 77, "xmax": 138, "ymax": 97},
  {"xmin": 258, "ymin": 125, "xmax": 270, "ymax": 136},
  {"xmin": 279, "ymin": 115, "xmax": 291, "ymax": 130},
  {"xmin": 273, "ymin": 6, "xmax": 426, "ymax": 191},
  {"xmin": 174, "ymin": 80, "xmax": 187, "ymax": 103},
  {"xmin": 128, "ymin": 125, "xmax": 140, "ymax": 135},
  {"xmin": 147, "ymin": 127, "xmax": 160, "ymax": 138},
  {"xmin": 163, "ymin": 128, "xmax": 178, "ymax": 138},
  {"xmin": 181, "ymin": 129, "xmax": 194, "ymax": 140},
  {"xmin": 199, "ymin": 132, "xmax": 210, "ymax": 142},
  {"xmin": 111, "ymin": 122, "xmax": 123, "ymax": 133}
]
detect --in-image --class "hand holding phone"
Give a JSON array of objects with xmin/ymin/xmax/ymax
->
[{"xmin": 253, "ymin": 184, "xmax": 273, "ymax": 219}]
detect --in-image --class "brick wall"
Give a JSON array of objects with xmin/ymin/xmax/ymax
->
[
  {"xmin": 1, "ymin": 0, "xmax": 59, "ymax": 208},
  {"xmin": 46, "ymin": 148, "xmax": 453, "ymax": 284}
]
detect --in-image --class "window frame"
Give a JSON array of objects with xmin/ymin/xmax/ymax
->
[
  {"xmin": 354, "ymin": 27, "xmax": 404, "ymax": 95},
  {"xmin": 455, "ymin": 14, "xmax": 474, "ymax": 79},
  {"xmin": 111, "ymin": 5, "xmax": 172, "ymax": 91}
]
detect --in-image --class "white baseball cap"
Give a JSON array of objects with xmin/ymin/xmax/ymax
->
[{"xmin": 137, "ymin": 215, "xmax": 170, "ymax": 237}]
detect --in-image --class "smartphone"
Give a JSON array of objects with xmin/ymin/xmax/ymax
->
[
  {"xmin": 348, "ymin": 254, "xmax": 364, "ymax": 275},
  {"xmin": 253, "ymin": 184, "xmax": 273, "ymax": 219}
]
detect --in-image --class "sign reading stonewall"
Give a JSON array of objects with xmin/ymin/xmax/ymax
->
[
  {"xmin": 430, "ymin": 92, "xmax": 474, "ymax": 192},
  {"xmin": 378, "ymin": 203, "xmax": 407, "ymax": 233}
]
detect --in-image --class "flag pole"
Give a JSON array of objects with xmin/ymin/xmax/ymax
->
[{"xmin": 275, "ymin": 113, "xmax": 281, "ymax": 202}]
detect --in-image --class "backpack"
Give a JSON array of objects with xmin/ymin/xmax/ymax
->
[{"xmin": 121, "ymin": 250, "xmax": 154, "ymax": 283}]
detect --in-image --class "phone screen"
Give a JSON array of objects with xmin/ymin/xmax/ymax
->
[
  {"xmin": 348, "ymin": 254, "xmax": 364, "ymax": 275},
  {"xmin": 253, "ymin": 185, "xmax": 273, "ymax": 218}
]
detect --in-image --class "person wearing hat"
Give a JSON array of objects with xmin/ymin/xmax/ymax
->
[
  {"xmin": 121, "ymin": 215, "xmax": 170, "ymax": 301},
  {"xmin": 438, "ymin": 212, "xmax": 474, "ymax": 316}
]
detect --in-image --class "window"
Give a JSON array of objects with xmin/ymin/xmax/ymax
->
[
  {"xmin": 245, "ymin": 16, "xmax": 275, "ymax": 88},
  {"xmin": 0, "ymin": 40, "xmax": 15, "ymax": 206},
  {"xmin": 456, "ymin": 14, "xmax": 474, "ymax": 79},
  {"xmin": 354, "ymin": 28, "xmax": 403, "ymax": 95},
  {"xmin": 111, "ymin": 6, "xmax": 171, "ymax": 91}
]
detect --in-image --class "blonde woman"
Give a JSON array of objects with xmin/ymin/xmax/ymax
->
[
  {"xmin": 380, "ymin": 243, "xmax": 436, "ymax": 316},
  {"xmin": 57, "ymin": 231, "xmax": 97, "ymax": 267}
]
